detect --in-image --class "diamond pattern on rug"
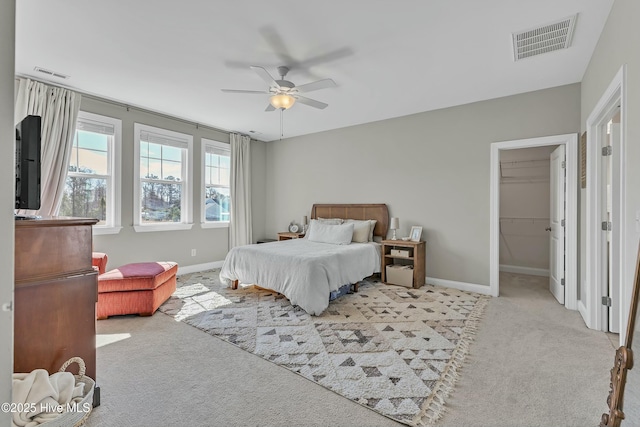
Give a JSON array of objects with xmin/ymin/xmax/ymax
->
[
  {"xmin": 257, "ymin": 300, "xmax": 308, "ymax": 326},
  {"xmin": 160, "ymin": 270, "xmax": 489, "ymax": 426},
  {"xmin": 316, "ymin": 322, "xmax": 390, "ymax": 353}
]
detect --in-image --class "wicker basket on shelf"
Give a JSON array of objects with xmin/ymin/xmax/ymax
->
[{"xmin": 41, "ymin": 357, "xmax": 95, "ymax": 427}]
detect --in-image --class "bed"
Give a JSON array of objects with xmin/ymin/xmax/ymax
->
[{"xmin": 219, "ymin": 204, "xmax": 389, "ymax": 315}]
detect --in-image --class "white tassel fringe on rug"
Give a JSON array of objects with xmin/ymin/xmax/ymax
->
[{"xmin": 160, "ymin": 270, "xmax": 489, "ymax": 426}]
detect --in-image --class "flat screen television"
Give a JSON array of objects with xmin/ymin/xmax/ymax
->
[{"xmin": 15, "ymin": 115, "xmax": 42, "ymax": 213}]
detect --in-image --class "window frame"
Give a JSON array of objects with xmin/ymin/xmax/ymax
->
[
  {"xmin": 201, "ymin": 138, "xmax": 231, "ymax": 229},
  {"xmin": 133, "ymin": 123, "xmax": 193, "ymax": 232},
  {"xmin": 64, "ymin": 111, "xmax": 122, "ymax": 235}
]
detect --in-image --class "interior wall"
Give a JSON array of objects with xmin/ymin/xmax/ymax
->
[
  {"xmin": 580, "ymin": 0, "xmax": 640, "ymax": 418},
  {"xmin": 79, "ymin": 96, "xmax": 267, "ymax": 270},
  {"xmin": 580, "ymin": 0, "xmax": 640, "ymax": 319},
  {"xmin": 499, "ymin": 146, "xmax": 556, "ymax": 272},
  {"xmin": 0, "ymin": 0, "xmax": 15, "ymax": 422},
  {"xmin": 265, "ymin": 84, "xmax": 581, "ymax": 287}
]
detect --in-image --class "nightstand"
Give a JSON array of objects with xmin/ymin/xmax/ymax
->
[
  {"xmin": 256, "ymin": 238, "xmax": 276, "ymax": 244},
  {"xmin": 277, "ymin": 232, "xmax": 305, "ymax": 241},
  {"xmin": 381, "ymin": 240, "xmax": 425, "ymax": 289}
]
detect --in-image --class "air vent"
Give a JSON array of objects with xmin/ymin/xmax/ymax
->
[
  {"xmin": 33, "ymin": 66, "xmax": 70, "ymax": 79},
  {"xmin": 249, "ymin": 130, "xmax": 262, "ymax": 135},
  {"xmin": 512, "ymin": 14, "xmax": 577, "ymax": 61}
]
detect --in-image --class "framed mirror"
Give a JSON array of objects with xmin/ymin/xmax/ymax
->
[{"xmin": 601, "ymin": 243, "xmax": 640, "ymax": 426}]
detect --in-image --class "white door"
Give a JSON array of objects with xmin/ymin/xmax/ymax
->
[
  {"xmin": 607, "ymin": 123, "xmax": 621, "ymax": 333},
  {"xmin": 549, "ymin": 145, "xmax": 566, "ymax": 304}
]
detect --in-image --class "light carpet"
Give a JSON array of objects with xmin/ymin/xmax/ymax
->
[{"xmin": 159, "ymin": 270, "xmax": 489, "ymax": 426}]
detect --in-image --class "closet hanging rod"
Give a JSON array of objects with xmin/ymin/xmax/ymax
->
[
  {"xmin": 500, "ymin": 158, "xmax": 550, "ymax": 166},
  {"xmin": 499, "ymin": 217, "xmax": 550, "ymax": 222}
]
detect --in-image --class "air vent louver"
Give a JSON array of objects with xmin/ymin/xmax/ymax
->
[
  {"xmin": 512, "ymin": 14, "xmax": 577, "ymax": 61},
  {"xmin": 33, "ymin": 66, "xmax": 70, "ymax": 79}
]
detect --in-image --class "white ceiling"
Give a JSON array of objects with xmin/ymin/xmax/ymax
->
[{"xmin": 15, "ymin": 0, "xmax": 614, "ymax": 142}]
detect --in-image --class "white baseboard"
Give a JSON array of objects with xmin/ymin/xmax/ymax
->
[
  {"xmin": 499, "ymin": 264, "xmax": 549, "ymax": 277},
  {"xmin": 177, "ymin": 260, "xmax": 224, "ymax": 276},
  {"xmin": 426, "ymin": 276, "xmax": 492, "ymax": 296}
]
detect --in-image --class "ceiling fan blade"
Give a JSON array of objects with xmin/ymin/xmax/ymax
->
[
  {"xmin": 256, "ymin": 26, "xmax": 351, "ymax": 80},
  {"xmin": 295, "ymin": 95, "xmax": 328, "ymax": 109},
  {"xmin": 221, "ymin": 89, "xmax": 270, "ymax": 94},
  {"xmin": 250, "ymin": 66, "xmax": 279, "ymax": 88},
  {"xmin": 295, "ymin": 79, "xmax": 336, "ymax": 94},
  {"xmin": 265, "ymin": 104, "xmax": 276, "ymax": 112},
  {"xmin": 225, "ymin": 59, "xmax": 276, "ymax": 70},
  {"xmin": 259, "ymin": 26, "xmax": 297, "ymax": 68},
  {"xmin": 296, "ymin": 47, "xmax": 354, "ymax": 69}
]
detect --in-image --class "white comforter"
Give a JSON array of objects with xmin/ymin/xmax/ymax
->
[{"xmin": 219, "ymin": 239, "xmax": 381, "ymax": 315}]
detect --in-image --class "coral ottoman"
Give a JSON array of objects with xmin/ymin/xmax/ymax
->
[{"xmin": 97, "ymin": 261, "xmax": 178, "ymax": 320}]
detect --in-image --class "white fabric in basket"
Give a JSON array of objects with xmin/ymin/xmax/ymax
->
[{"xmin": 12, "ymin": 369, "xmax": 84, "ymax": 427}]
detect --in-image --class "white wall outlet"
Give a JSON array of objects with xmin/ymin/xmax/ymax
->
[{"xmin": 191, "ymin": 249, "xmax": 196, "ymax": 256}]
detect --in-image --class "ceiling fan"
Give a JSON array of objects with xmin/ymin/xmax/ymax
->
[{"xmin": 221, "ymin": 66, "xmax": 336, "ymax": 111}]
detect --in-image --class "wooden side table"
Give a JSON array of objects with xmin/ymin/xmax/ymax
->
[
  {"xmin": 277, "ymin": 232, "xmax": 305, "ymax": 241},
  {"xmin": 381, "ymin": 239, "xmax": 426, "ymax": 289},
  {"xmin": 256, "ymin": 238, "xmax": 277, "ymax": 244}
]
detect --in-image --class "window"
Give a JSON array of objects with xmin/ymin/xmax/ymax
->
[
  {"xmin": 59, "ymin": 111, "xmax": 122, "ymax": 234},
  {"xmin": 134, "ymin": 123, "xmax": 193, "ymax": 232},
  {"xmin": 202, "ymin": 139, "xmax": 230, "ymax": 228}
]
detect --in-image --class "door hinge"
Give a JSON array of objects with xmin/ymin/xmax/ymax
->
[
  {"xmin": 602, "ymin": 221, "xmax": 612, "ymax": 231},
  {"xmin": 602, "ymin": 146, "xmax": 612, "ymax": 156},
  {"xmin": 561, "ymin": 219, "xmax": 565, "ymax": 227},
  {"xmin": 602, "ymin": 296, "xmax": 612, "ymax": 307},
  {"xmin": 561, "ymin": 160, "xmax": 566, "ymax": 169},
  {"xmin": 561, "ymin": 278, "xmax": 565, "ymax": 286}
]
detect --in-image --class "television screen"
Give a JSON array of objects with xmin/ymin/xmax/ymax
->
[{"xmin": 15, "ymin": 115, "xmax": 42, "ymax": 211}]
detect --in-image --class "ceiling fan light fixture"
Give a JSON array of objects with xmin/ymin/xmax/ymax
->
[{"xmin": 270, "ymin": 93, "xmax": 296, "ymax": 110}]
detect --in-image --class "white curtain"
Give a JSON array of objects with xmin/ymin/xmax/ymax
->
[
  {"xmin": 229, "ymin": 133, "xmax": 252, "ymax": 247},
  {"xmin": 14, "ymin": 78, "xmax": 81, "ymax": 216}
]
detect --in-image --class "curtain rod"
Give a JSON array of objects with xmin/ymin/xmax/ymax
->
[{"xmin": 15, "ymin": 74, "xmax": 253, "ymax": 140}]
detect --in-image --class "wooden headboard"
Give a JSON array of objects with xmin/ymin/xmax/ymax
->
[{"xmin": 310, "ymin": 204, "xmax": 389, "ymax": 238}]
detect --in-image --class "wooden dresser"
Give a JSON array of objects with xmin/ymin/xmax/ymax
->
[{"xmin": 14, "ymin": 217, "xmax": 98, "ymax": 391}]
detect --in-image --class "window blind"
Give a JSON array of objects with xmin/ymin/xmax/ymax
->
[
  {"xmin": 140, "ymin": 130, "xmax": 189, "ymax": 149},
  {"xmin": 204, "ymin": 141, "xmax": 230, "ymax": 156},
  {"xmin": 76, "ymin": 118, "xmax": 115, "ymax": 135}
]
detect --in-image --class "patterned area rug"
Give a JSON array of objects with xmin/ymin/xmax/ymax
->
[{"xmin": 159, "ymin": 270, "xmax": 489, "ymax": 426}]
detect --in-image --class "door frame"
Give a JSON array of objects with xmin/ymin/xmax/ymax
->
[
  {"xmin": 489, "ymin": 134, "xmax": 578, "ymax": 308},
  {"xmin": 583, "ymin": 65, "xmax": 627, "ymax": 339}
]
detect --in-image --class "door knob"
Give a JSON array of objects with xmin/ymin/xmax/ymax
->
[{"xmin": 545, "ymin": 227, "xmax": 552, "ymax": 232}]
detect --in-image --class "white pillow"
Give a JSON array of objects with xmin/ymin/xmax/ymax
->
[
  {"xmin": 306, "ymin": 222, "xmax": 354, "ymax": 245},
  {"xmin": 368, "ymin": 220, "xmax": 377, "ymax": 242},
  {"xmin": 304, "ymin": 218, "xmax": 342, "ymax": 238},
  {"xmin": 344, "ymin": 219, "xmax": 375, "ymax": 243},
  {"xmin": 316, "ymin": 218, "xmax": 343, "ymax": 225},
  {"xmin": 344, "ymin": 219, "xmax": 378, "ymax": 243}
]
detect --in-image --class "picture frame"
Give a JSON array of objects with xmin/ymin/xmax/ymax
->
[{"xmin": 409, "ymin": 226, "xmax": 422, "ymax": 242}]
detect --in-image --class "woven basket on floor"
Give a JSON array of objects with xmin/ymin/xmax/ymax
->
[{"xmin": 41, "ymin": 357, "xmax": 95, "ymax": 427}]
